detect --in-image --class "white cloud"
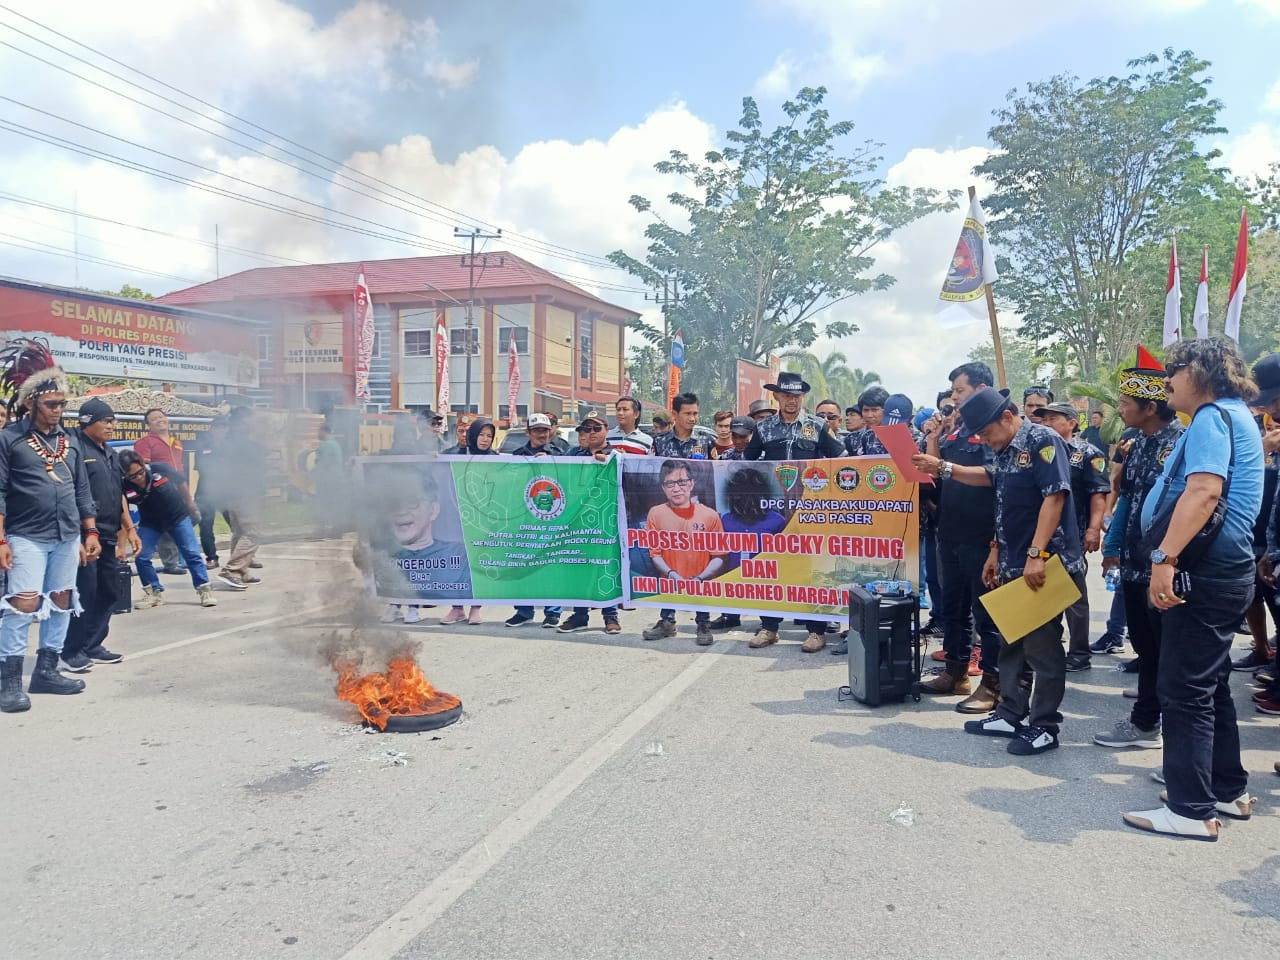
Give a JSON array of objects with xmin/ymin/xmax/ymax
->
[
  {"xmin": 1219, "ymin": 123, "xmax": 1280, "ymax": 181},
  {"xmin": 424, "ymin": 59, "xmax": 480, "ymax": 91}
]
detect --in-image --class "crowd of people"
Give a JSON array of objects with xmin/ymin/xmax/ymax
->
[{"xmin": 1, "ymin": 331, "xmax": 1277, "ymax": 841}]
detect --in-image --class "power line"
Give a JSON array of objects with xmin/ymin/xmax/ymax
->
[
  {"xmin": 0, "ymin": 8, "xmax": 631, "ymax": 275},
  {"xmin": 0, "ymin": 233, "xmax": 202, "ymax": 284}
]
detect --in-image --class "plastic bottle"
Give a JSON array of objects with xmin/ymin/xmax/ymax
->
[{"xmin": 1105, "ymin": 567, "xmax": 1121, "ymax": 592}]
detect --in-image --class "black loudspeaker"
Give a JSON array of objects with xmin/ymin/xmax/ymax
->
[
  {"xmin": 841, "ymin": 585, "xmax": 920, "ymax": 706},
  {"xmin": 113, "ymin": 563, "xmax": 133, "ymax": 615}
]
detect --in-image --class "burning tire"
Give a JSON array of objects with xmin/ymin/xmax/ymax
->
[
  {"xmin": 333, "ymin": 656, "xmax": 462, "ymax": 732},
  {"xmin": 382, "ymin": 703, "xmax": 463, "ymax": 732}
]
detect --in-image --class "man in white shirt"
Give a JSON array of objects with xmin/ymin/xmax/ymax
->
[{"xmin": 606, "ymin": 396, "xmax": 653, "ymax": 456}]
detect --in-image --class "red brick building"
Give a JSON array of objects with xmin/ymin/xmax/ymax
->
[{"xmin": 157, "ymin": 252, "xmax": 638, "ymax": 419}]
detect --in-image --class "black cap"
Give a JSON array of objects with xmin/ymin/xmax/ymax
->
[
  {"xmin": 958, "ymin": 386, "xmax": 1015, "ymax": 433},
  {"xmin": 1255, "ymin": 353, "xmax": 1280, "ymax": 406},
  {"xmin": 729, "ymin": 415, "xmax": 756, "ymax": 436},
  {"xmin": 77, "ymin": 397, "xmax": 114, "ymax": 426}
]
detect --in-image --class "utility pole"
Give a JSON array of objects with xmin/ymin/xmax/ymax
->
[
  {"xmin": 645, "ymin": 274, "xmax": 680, "ymax": 402},
  {"xmin": 454, "ymin": 226, "xmax": 503, "ymax": 412},
  {"xmin": 214, "ymin": 224, "xmax": 220, "ymax": 278}
]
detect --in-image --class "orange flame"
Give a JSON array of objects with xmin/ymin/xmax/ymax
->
[{"xmin": 334, "ymin": 657, "xmax": 461, "ymax": 730}]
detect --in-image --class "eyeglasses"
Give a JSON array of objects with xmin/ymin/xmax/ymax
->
[
  {"xmin": 1165, "ymin": 362, "xmax": 1188, "ymax": 377},
  {"xmin": 125, "ymin": 467, "xmax": 147, "ymax": 480},
  {"xmin": 39, "ymin": 399, "xmax": 68, "ymax": 409},
  {"xmin": 579, "ymin": 423, "xmax": 605, "ymax": 433},
  {"xmin": 1023, "ymin": 386, "xmax": 1049, "ymax": 398},
  {"xmin": 820, "ymin": 413, "xmax": 840, "ymax": 421},
  {"xmin": 661, "ymin": 477, "xmax": 695, "ymax": 489}
]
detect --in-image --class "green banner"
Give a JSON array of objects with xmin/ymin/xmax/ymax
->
[{"xmin": 356, "ymin": 455, "xmax": 623, "ymax": 605}]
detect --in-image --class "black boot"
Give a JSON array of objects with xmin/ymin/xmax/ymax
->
[
  {"xmin": 28, "ymin": 648, "xmax": 85, "ymax": 695},
  {"xmin": 0, "ymin": 655, "xmax": 30, "ymax": 712}
]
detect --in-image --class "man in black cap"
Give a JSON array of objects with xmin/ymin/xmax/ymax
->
[
  {"xmin": 1032, "ymin": 401, "xmax": 1109, "ymax": 673},
  {"xmin": 1093, "ymin": 347, "xmax": 1183, "ymax": 749},
  {"xmin": 62, "ymin": 398, "xmax": 140, "ymax": 671},
  {"xmin": 914, "ymin": 386, "xmax": 1082, "ymax": 756},
  {"xmin": 415, "ymin": 406, "xmax": 447, "ymax": 455},
  {"xmin": 716, "ymin": 415, "xmax": 755, "ymax": 462},
  {"xmin": 741, "ymin": 371, "xmax": 844, "ymax": 652}
]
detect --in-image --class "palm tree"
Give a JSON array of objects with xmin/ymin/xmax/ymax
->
[
  {"xmin": 1069, "ymin": 363, "xmax": 1125, "ymax": 446},
  {"xmin": 780, "ymin": 349, "xmax": 879, "ymax": 406}
]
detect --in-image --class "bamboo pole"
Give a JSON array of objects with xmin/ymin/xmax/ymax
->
[{"xmin": 970, "ymin": 185, "xmax": 1007, "ymax": 390}]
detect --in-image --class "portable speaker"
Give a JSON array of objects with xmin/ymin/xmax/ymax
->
[
  {"xmin": 113, "ymin": 563, "xmax": 134, "ymax": 615},
  {"xmin": 844, "ymin": 585, "xmax": 919, "ymax": 706}
]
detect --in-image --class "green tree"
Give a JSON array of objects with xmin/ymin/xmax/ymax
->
[
  {"xmin": 779, "ymin": 347, "xmax": 876, "ymax": 405},
  {"xmin": 977, "ymin": 49, "xmax": 1233, "ymax": 378},
  {"xmin": 610, "ymin": 87, "xmax": 954, "ymax": 410},
  {"xmin": 88, "ymin": 284, "xmax": 154, "ymax": 300},
  {"xmin": 625, "ymin": 343, "xmax": 666, "ymax": 408},
  {"xmin": 967, "ymin": 330, "xmax": 1041, "ymax": 399}
]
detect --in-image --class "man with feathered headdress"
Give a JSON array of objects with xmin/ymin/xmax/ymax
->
[{"xmin": 0, "ymin": 338, "xmax": 100, "ymax": 712}]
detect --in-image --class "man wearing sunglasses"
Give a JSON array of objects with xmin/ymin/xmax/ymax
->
[
  {"xmin": 0, "ymin": 341, "xmax": 99, "ymax": 710},
  {"xmin": 814, "ymin": 399, "xmax": 844, "ymax": 438}
]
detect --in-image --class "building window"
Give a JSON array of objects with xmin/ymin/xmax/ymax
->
[
  {"xmin": 403, "ymin": 329, "xmax": 432, "ymax": 357},
  {"xmin": 579, "ymin": 315, "xmax": 593, "ymax": 380},
  {"xmin": 257, "ymin": 334, "xmax": 271, "ymax": 361},
  {"xmin": 369, "ymin": 332, "xmax": 382, "ymax": 359},
  {"xmin": 450, "ymin": 328, "xmax": 479, "ymax": 355},
  {"xmin": 496, "ymin": 326, "xmax": 529, "ymax": 355}
]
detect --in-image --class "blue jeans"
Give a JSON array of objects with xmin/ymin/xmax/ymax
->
[
  {"xmin": 137, "ymin": 518, "xmax": 208, "ymax": 591},
  {"xmin": 1158, "ymin": 574, "xmax": 1252, "ymax": 822},
  {"xmin": 937, "ymin": 539, "xmax": 1002, "ymax": 672},
  {"xmin": 573, "ymin": 606, "xmax": 618, "ymax": 620},
  {"xmin": 1105, "ymin": 586, "xmax": 1127, "ymax": 639},
  {"xmin": 660, "ymin": 607, "xmax": 709, "ymax": 624},
  {"xmin": 0, "ymin": 535, "xmax": 82, "ymax": 657},
  {"xmin": 515, "ymin": 605, "xmax": 562, "ymax": 619}
]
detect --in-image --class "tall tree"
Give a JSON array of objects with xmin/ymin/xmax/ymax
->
[
  {"xmin": 610, "ymin": 87, "xmax": 953, "ymax": 410},
  {"xmin": 779, "ymin": 348, "xmax": 875, "ymax": 405},
  {"xmin": 967, "ymin": 330, "xmax": 1041, "ymax": 400},
  {"xmin": 977, "ymin": 50, "xmax": 1232, "ymax": 378}
]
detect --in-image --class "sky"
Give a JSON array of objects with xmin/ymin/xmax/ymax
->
[{"xmin": 3, "ymin": 0, "xmax": 1280, "ymax": 406}]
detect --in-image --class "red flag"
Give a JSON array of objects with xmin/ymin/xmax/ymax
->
[
  {"xmin": 1162, "ymin": 238, "xmax": 1181, "ymax": 347},
  {"xmin": 507, "ymin": 328, "xmax": 521, "ymax": 424},
  {"xmin": 1225, "ymin": 208, "xmax": 1248, "ymax": 343},
  {"xmin": 353, "ymin": 266, "xmax": 374, "ymax": 401},
  {"xmin": 435, "ymin": 313, "xmax": 449, "ymax": 412}
]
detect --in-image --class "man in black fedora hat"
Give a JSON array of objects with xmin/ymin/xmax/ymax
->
[
  {"xmin": 914, "ymin": 385, "xmax": 1082, "ymax": 756},
  {"xmin": 741, "ymin": 370, "xmax": 843, "ymax": 653}
]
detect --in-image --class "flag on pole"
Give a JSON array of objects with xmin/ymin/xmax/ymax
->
[
  {"xmin": 1225, "ymin": 208, "xmax": 1248, "ymax": 343},
  {"xmin": 1162, "ymin": 238, "xmax": 1181, "ymax": 347},
  {"xmin": 1193, "ymin": 245, "xmax": 1209, "ymax": 340},
  {"xmin": 622, "ymin": 370, "xmax": 633, "ymax": 399},
  {"xmin": 666, "ymin": 329, "xmax": 684, "ymax": 412},
  {"xmin": 435, "ymin": 313, "xmax": 450, "ymax": 413},
  {"xmin": 507, "ymin": 328, "xmax": 521, "ymax": 425},
  {"xmin": 937, "ymin": 193, "xmax": 999, "ymax": 328},
  {"xmin": 353, "ymin": 266, "xmax": 375, "ymax": 401}
]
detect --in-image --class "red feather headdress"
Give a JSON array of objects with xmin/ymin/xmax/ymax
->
[{"xmin": 0, "ymin": 338, "xmax": 68, "ymax": 414}]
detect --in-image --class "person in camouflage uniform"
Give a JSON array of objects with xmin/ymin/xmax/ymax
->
[
  {"xmin": 740, "ymin": 372, "xmax": 843, "ymax": 652},
  {"xmin": 1094, "ymin": 347, "xmax": 1184, "ymax": 750}
]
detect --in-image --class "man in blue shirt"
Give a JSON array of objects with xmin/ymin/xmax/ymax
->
[{"xmin": 1124, "ymin": 338, "xmax": 1263, "ymax": 841}]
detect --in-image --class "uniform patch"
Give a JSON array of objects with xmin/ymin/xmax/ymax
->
[
  {"xmin": 801, "ymin": 424, "xmax": 817, "ymax": 441},
  {"xmin": 775, "ymin": 464, "xmax": 799, "ymax": 489},
  {"xmin": 1015, "ymin": 450, "xmax": 1032, "ymax": 468},
  {"xmin": 1038, "ymin": 446, "xmax": 1056, "ymax": 464},
  {"xmin": 1158, "ymin": 445, "xmax": 1174, "ymax": 465},
  {"xmin": 1069, "ymin": 451, "xmax": 1084, "ymax": 466},
  {"xmin": 1091, "ymin": 456, "xmax": 1106, "ymax": 473}
]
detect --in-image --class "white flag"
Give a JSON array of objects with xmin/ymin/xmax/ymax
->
[
  {"xmin": 1193, "ymin": 246, "xmax": 1209, "ymax": 340},
  {"xmin": 1225, "ymin": 209, "xmax": 1248, "ymax": 343},
  {"xmin": 1162, "ymin": 238, "xmax": 1181, "ymax": 347},
  {"xmin": 937, "ymin": 193, "xmax": 999, "ymax": 328}
]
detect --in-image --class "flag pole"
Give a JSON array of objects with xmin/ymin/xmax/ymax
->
[{"xmin": 971, "ymin": 185, "xmax": 1007, "ymax": 389}]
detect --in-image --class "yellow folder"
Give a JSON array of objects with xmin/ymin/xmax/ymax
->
[{"xmin": 978, "ymin": 554, "xmax": 1082, "ymax": 643}]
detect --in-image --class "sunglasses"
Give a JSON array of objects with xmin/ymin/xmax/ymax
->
[
  {"xmin": 40, "ymin": 399, "xmax": 68, "ymax": 409},
  {"xmin": 1023, "ymin": 386, "xmax": 1049, "ymax": 398},
  {"xmin": 1165, "ymin": 362, "xmax": 1188, "ymax": 377},
  {"xmin": 579, "ymin": 423, "xmax": 605, "ymax": 433},
  {"xmin": 819, "ymin": 412, "xmax": 840, "ymax": 421}
]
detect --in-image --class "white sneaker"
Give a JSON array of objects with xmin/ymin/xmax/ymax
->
[
  {"xmin": 380, "ymin": 604, "xmax": 402, "ymax": 623},
  {"xmin": 1161, "ymin": 789, "xmax": 1256, "ymax": 821},
  {"xmin": 962, "ymin": 713, "xmax": 1023, "ymax": 738},
  {"xmin": 403, "ymin": 606, "xmax": 422, "ymax": 624},
  {"xmin": 1122, "ymin": 805, "xmax": 1220, "ymax": 841}
]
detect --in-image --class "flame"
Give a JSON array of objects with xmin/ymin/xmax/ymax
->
[{"xmin": 334, "ymin": 657, "xmax": 460, "ymax": 730}]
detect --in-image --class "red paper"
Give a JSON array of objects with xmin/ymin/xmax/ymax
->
[{"xmin": 871, "ymin": 424, "xmax": 935, "ymax": 485}]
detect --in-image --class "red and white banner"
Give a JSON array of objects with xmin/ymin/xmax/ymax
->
[
  {"xmin": 1225, "ymin": 208, "xmax": 1248, "ymax": 343},
  {"xmin": 435, "ymin": 313, "xmax": 450, "ymax": 412},
  {"xmin": 507, "ymin": 328, "xmax": 521, "ymax": 423},
  {"xmin": 1193, "ymin": 245, "xmax": 1210, "ymax": 340},
  {"xmin": 353, "ymin": 266, "xmax": 374, "ymax": 401},
  {"xmin": 1162, "ymin": 238, "xmax": 1181, "ymax": 347}
]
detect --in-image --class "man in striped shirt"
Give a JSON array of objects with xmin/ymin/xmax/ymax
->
[{"xmin": 606, "ymin": 396, "xmax": 653, "ymax": 456}]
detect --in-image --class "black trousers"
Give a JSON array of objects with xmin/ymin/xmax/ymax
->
[
  {"xmin": 197, "ymin": 497, "xmax": 221, "ymax": 562},
  {"xmin": 994, "ymin": 609, "xmax": 1066, "ymax": 732},
  {"xmin": 1122, "ymin": 578, "xmax": 1164, "ymax": 731},
  {"xmin": 63, "ymin": 543, "xmax": 120, "ymax": 659}
]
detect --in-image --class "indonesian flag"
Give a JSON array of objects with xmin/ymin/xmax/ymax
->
[
  {"xmin": 937, "ymin": 192, "xmax": 999, "ymax": 328},
  {"xmin": 667, "ymin": 329, "xmax": 684, "ymax": 412},
  {"xmin": 507, "ymin": 328, "xmax": 521, "ymax": 424},
  {"xmin": 622, "ymin": 370, "xmax": 633, "ymax": 399},
  {"xmin": 1193, "ymin": 246, "xmax": 1210, "ymax": 340},
  {"xmin": 1225, "ymin": 208, "xmax": 1248, "ymax": 343},
  {"xmin": 435, "ymin": 313, "xmax": 449, "ymax": 412},
  {"xmin": 1162, "ymin": 238, "xmax": 1181, "ymax": 347},
  {"xmin": 353, "ymin": 266, "xmax": 374, "ymax": 401}
]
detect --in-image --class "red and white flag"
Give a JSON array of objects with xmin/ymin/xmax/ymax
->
[
  {"xmin": 353, "ymin": 266, "xmax": 375, "ymax": 401},
  {"xmin": 622, "ymin": 370, "xmax": 633, "ymax": 399},
  {"xmin": 1162, "ymin": 238, "xmax": 1181, "ymax": 347},
  {"xmin": 1225, "ymin": 208, "xmax": 1248, "ymax": 343},
  {"xmin": 1193, "ymin": 245, "xmax": 1210, "ymax": 340},
  {"xmin": 435, "ymin": 313, "xmax": 450, "ymax": 412},
  {"xmin": 507, "ymin": 328, "xmax": 521, "ymax": 424}
]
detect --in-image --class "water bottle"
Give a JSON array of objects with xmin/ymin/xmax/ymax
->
[{"xmin": 1105, "ymin": 567, "xmax": 1120, "ymax": 592}]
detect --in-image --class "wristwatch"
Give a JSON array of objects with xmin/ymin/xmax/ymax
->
[
  {"xmin": 1150, "ymin": 548, "xmax": 1178, "ymax": 566},
  {"xmin": 939, "ymin": 461, "xmax": 954, "ymax": 481},
  {"xmin": 1026, "ymin": 546, "xmax": 1050, "ymax": 560}
]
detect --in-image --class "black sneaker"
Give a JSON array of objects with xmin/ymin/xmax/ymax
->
[
  {"xmin": 921, "ymin": 619, "xmax": 944, "ymax": 638},
  {"xmin": 541, "ymin": 614, "xmax": 561, "ymax": 629},
  {"xmin": 84, "ymin": 645, "xmax": 123, "ymax": 664},
  {"xmin": 206, "ymin": 557, "xmax": 219, "ymax": 569},
  {"xmin": 829, "ymin": 640, "xmax": 848, "ymax": 656},
  {"xmin": 963, "ymin": 713, "xmax": 1023, "ymax": 738},
  {"xmin": 1090, "ymin": 633, "xmax": 1125, "ymax": 654},
  {"xmin": 1120, "ymin": 657, "xmax": 1140, "ymax": 673},
  {"xmin": 161, "ymin": 565, "xmax": 187, "ymax": 575},
  {"xmin": 1065, "ymin": 654, "xmax": 1091, "ymax": 672},
  {"xmin": 707, "ymin": 614, "xmax": 740, "ymax": 631},
  {"xmin": 1007, "ymin": 725, "xmax": 1059, "ymax": 755},
  {"xmin": 557, "ymin": 614, "xmax": 590, "ymax": 633},
  {"xmin": 61, "ymin": 652, "xmax": 93, "ymax": 673},
  {"xmin": 250, "ymin": 561, "xmax": 264, "ymax": 569},
  {"xmin": 504, "ymin": 613, "xmax": 534, "ymax": 628}
]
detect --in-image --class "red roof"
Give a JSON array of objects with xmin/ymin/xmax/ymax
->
[{"xmin": 157, "ymin": 251, "xmax": 632, "ymax": 313}]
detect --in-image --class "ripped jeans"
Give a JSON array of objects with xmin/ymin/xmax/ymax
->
[{"xmin": 0, "ymin": 535, "xmax": 82, "ymax": 657}]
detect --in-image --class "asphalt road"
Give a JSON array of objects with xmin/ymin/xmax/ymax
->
[{"xmin": 3, "ymin": 540, "xmax": 1278, "ymax": 960}]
